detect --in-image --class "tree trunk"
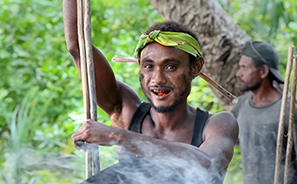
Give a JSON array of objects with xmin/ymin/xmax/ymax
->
[{"xmin": 147, "ymin": 0, "xmax": 251, "ymax": 111}]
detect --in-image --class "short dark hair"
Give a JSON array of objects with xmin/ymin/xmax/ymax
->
[
  {"xmin": 252, "ymin": 59, "xmax": 276, "ymax": 82},
  {"xmin": 144, "ymin": 21, "xmax": 201, "ymax": 65}
]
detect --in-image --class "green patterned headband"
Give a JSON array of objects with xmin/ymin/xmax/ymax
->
[{"xmin": 134, "ymin": 30, "xmax": 203, "ymax": 59}]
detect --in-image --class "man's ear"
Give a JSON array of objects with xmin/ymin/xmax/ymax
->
[
  {"xmin": 260, "ymin": 65, "xmax": 269, "ymax": 78},
  {"xmin": 191, "ymin": 57, "xmax": 204, "ymax": 77}
]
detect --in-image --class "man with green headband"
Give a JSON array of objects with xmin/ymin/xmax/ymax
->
[{"xmin": 63, "ymin": 0, "xmax": 238, "ymax": 183}]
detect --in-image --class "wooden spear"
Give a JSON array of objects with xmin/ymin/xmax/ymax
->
[
  {"xmin": 274, "ymin": 45, "xmax": 294, "ymax": 184},
  {"xmin": 284, "ymin": 55, "xmax": 297, "ymax": 184},
  {"xmin": 77, "ymin": 0, "xmax": 100, "ymax": 178},
  {"xmin": 83, "ymin": 0, "xmax": 100, "ymax": 174}
]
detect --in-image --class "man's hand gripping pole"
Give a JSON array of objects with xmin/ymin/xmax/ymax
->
[{"xmin": 77, "ymin": 0, "xmax": 100, "ymax": 178}]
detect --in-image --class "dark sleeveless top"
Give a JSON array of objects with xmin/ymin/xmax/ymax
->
[
  {"xmin": 127, "ymin": 102, "xmax": 209, "ymax": 147},
  {"xmin": 118, "ymin": 102, "xmax": 209, "ymax": 161}
]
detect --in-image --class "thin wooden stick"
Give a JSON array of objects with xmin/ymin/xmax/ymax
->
[
  {"xmin": 274, "ymin": 45, "xmax": 294, "ymax": 184},
  {"xmin": 77, "ymin": 0, "xmax": 92, "ymax": 178},
  {"xmin": 199, "ymin": 72, "xmax": 238, "ymax": 104},
  {"xmin": 83, "ymin": 0, "xmax": 100, "ymax": 174},
  {"xmin": 77, "ymin": 0, "xmax": 89, "ymax": 120},
  {"xmin": 284, "ymin": 55, "xmax": 297, "ymax": 184},
  {"xmin": 77, "ymin": 0, "xmax": 101, "ymax": 178}
]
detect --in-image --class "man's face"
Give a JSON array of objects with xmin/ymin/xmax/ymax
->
[
  {"xmin": 139, "ymin": 42, "xmax": 196, "ymax": 113},
  {"xmin": 236, "ymin": 55, "xmax": 262, "ymax": 92}
]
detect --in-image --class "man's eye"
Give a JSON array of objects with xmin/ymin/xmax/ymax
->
[
  {"xmin": 166, "ymin": 65, "xmax": 176, "ymax": 70},
  {"xmin": 144, "ymin": 65, "xmax": 153, "ymax": 69}
]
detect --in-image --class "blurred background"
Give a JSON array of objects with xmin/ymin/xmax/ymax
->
[{"xmin": 0, "ymin": 0, "xmax": 296, "ymax": 183}]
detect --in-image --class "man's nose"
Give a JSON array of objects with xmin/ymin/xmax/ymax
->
[{"xmin": 151, "ymin": 69, "xmax": 167, "ymax": 85}]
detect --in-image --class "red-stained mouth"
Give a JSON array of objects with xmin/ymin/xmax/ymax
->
[{"xmin": 151, "ymin": 89, "xmax": 171, "ymax": 96}]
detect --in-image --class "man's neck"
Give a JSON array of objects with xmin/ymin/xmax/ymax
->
[
  {"xmin": 251, "ymin": 81, "xmax": 280, "ymax": 105},
  {"xmin": 150, "ymin": 102, "xmax": 196, "ymax": 131}
]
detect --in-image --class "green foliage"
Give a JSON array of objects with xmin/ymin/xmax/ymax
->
[
  {"xmin": 0, "ymin": 0, "xmax": 82, "ymax": 133},
  {"xmin": 224, "ymin": 146, "xmax": 243, "ymax": 184},
  {"xmin": 0, "ymin": 89, "xmax": 83, "ymax": 183},
  {"xmin": 188, "ymin": 77, "xmax": 224, "ymax": 113},
  {"xmin": 1, "ymin": 0, "xmax": 296, "ymax": 183}
]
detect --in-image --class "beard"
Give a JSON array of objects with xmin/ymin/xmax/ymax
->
[
  {"xmin": 147, "ymin": 96, "xmax": 183, "ymax": 113},
  {"xmin": 238, "ymin": 80, "xmax": 261, "ymax": 92},
  {"xmin": 140, "ymin": 73, "xmax": 192, "ymax": 114}
]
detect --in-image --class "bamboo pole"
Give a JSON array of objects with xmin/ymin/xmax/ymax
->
[
  {"xmin": 284, "ymin": 55, "xmax": 297, "ymax": 184},
  {"xmin": 77, "ymin": 0, "xmax": 100, "ymax": 178},
  {"xmin": 274, "ymin": 45, "xmax": 294, "ymax": 184},
  {"xmin": 77, "ymin": 0, "xmax": 92, "ymax": 178},
  {"xmin": 83, "ymin": 0, "xmax": 100, "ymax": 174}
]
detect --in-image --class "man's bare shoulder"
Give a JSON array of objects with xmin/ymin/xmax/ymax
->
[
  {"xmin": 199, "ymin": 111, "xmax": 239, "ymax": 167},
  {"xmin": 204, "ymin": 111, "xmax": 238, "ymax": 139},
  {"xmin": 208, "ymin": 111, "xmax": 237, "ymax": 122}
]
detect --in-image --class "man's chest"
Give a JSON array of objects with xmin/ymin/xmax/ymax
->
[
  {"xmin": 237, "ymin": 107, "xmax": 280, "ymax": 148},
  {"xmin": 141, "ymin": 116, "xmax": 194, "ymax": 144}
]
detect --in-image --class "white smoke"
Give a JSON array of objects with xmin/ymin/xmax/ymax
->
[{"xmin": 81, "ymin": 141, "xmax": 227, "ymax": 184}]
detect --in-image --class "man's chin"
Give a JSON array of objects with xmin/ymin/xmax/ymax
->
[
  {"xmin": 239, "ymin": 87, "xmax": 248, "ymax": 92},
  {"xmin": 146, "ymin": 95, "xmax": 183, "ymax": 113},
  {"xmin": 239, "ymin": 83, "xmax": 260, "ymax": 92},
  {"xmin": 237, "ymin": 84, "xmax": 248, "ymax": 92},
  {"xmin": 150, "ymin": 100, "xmax": 182, "ymax": 114},
  {"xmin": 152, "ymin": 105, "xmax": 175, "ymax": 113}
]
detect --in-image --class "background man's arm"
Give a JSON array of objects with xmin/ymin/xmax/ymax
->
[
  {"xmin": 72, "ymin": 111, "xmax": 239, "ymax": 179},
  {"xmin": 62, "ymin": 0, "xmax": 140, "ymax": 128}
]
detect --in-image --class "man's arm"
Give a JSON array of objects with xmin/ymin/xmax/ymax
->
[
  {"xmin": 72, "ymin": 111, "xmax": 238, "ymax": 179},
  {"xmin": 62, "ymin": 0, "xmax": 141, "ymax": 128}
]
